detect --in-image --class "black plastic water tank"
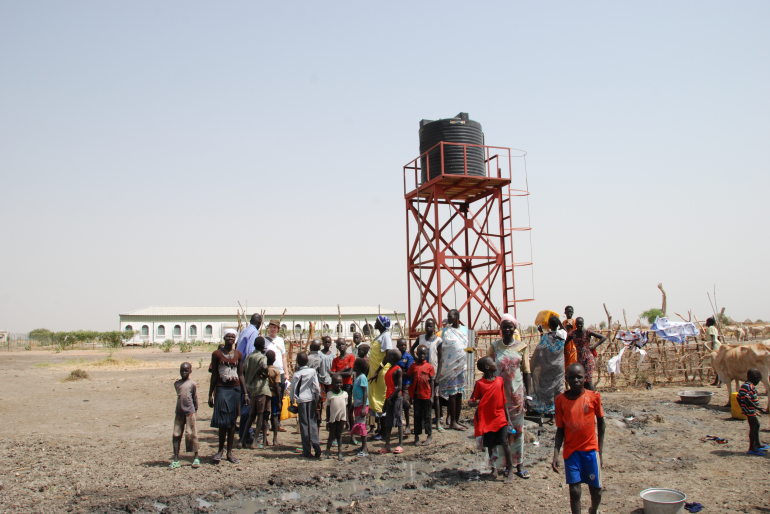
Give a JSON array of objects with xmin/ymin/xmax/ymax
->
[{"xmin": 419, "ymin": 112, "xmax": 485, "ymax": 183}]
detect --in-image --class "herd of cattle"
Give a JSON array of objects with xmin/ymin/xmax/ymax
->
[{"xmin": 722, "ymin": 324, "xmax": 770, "ymax": 341}]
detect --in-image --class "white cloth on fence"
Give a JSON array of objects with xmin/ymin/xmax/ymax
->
[
  {"xmin": 607, "ymin": 346, "xmax": 626, "ymax": 375},
  {"xmin": 606, "ymin": 341, "xmax": 648, "ymax": 375},
  {"xmin": 650, "ymin": 316, "xmax": 699, "ymax": 344}
]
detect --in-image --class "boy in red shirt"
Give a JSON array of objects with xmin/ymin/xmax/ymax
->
[
  {"xmin": 552, "ymin": 362, "xmax": 605, "ymax": 514},
  {"xmin": 469, "ymin": 356, "xmax": 514, "ymax": 484},
  {"xmin": 332, "ymin": 338, "xmax": 356, "ymax": 429},
  {"xmin": 408, "ymin": 344, "xmax": 436, "ymax": 446}
]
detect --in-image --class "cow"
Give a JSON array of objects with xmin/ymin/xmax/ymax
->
[
  {"xmin": 748, "ymin": 326, "xmax": 765, "ymax": 339},
  {"xmin": 709, "ymin": 342, "xmax": 770, "ymax": 412}
]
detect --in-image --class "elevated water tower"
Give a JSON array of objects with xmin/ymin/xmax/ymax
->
[{"xmin": 404, "ymin": 113, "xmax": 534, "ymax": 336}]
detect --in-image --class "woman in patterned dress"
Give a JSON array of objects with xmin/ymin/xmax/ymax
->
[
  {"xmin": 486, "ymin": 314, "xmax": 532, "ymax": 479},
  {"xmin": 565, "ymin": 317, "xmax": 606, "ymax": 391},
  {"xmin": 530, "ymin": 315, "xmax": 566, "ymax": 419}
]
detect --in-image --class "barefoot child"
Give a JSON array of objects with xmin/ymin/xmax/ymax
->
[
  {"xmin": 291, "ymin": 352, "xmax": 322, "ymax": 458},
  {"xmin": 469, "ymin": 357, "xmax": 514, "ymax": 483},
  {"xmin": 266, "ymin": 350, "xmax": 281, "ymax": 446},
  {"xmin": 324, "ymin": 374, "xmax": 348, "ymax": 460},
  {"xmin": 408, "ymin": 344, "xmax": 435, "ymax": 446},
  {"xmin": 332, "ymin": 338, "xmax": 356, "ymax": 429},
  {"xmin": 739, "ymin": 368, "xmax": 766, "ymax": 455},
  {"xmin": 552, "ymin": 363, "xmax": 605, "ymax": 514},
  {"xmin": 171, "ymin": 362, "xmax": 199, "ymax": 468},
  {"xmin": 381, "ymin": 349, "xmax": 405, "ymax": 454},
  {"xmin": 351, "ymin": 358, "xmax": 370, "ymax": 456},
  {"xmin": 243, "ymin": 337, "xmax": 271, "ymax": 449},
  {"xmin": 397, "ymin": 338, "xmax": 414, "ymax": 434}
]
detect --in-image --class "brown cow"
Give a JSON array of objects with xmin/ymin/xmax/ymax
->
[{"xmin": 709, "ymin": 342, "xmax": 770, "ymax": 411}]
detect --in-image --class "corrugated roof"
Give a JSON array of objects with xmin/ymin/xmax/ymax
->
[{"xmin": 120, "ymin": 306, "xmax": 402, "ymax": 317}]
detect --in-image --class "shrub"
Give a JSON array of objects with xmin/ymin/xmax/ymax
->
[
  {"xmin": 65, "ymin": 368, "xmax": 90, "ymax": 381},
  {"xmin": 640, "ymin": 308, "xmax": 664, "ymax": 325},
  {"xmin": 179, "ymin": 341, "xmax": 192, "ymax": 353},
  {"xmin": 160, "ymin": 340, "xmax": 173, "ymax": 353}
]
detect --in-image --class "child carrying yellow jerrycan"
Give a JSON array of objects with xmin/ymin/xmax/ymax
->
[
  {"xmin": 281, "ymin": 396, "xmax": 298, "ymax": 420},
  {"xmin": 731, "ymin": 392, "xmax": 748, "ymax": 420}
]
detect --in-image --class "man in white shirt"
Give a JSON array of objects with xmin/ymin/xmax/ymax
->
[{"xmin": 265, "ymin": 319, "xmax": 289, "ymax": 432}]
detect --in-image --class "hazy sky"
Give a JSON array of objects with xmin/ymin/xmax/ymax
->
[{"xmin": 2, "ymin": 2, "xmax": 768, "ymax": 332}]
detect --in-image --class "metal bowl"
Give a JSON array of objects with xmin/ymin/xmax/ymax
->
[
  {"xmin": 640, "ymin": 488, "xmax": 686, "ymax": 514},
  {"xmin": 677, "ymin": 390, "xmax": 714, "ymax": 405}
]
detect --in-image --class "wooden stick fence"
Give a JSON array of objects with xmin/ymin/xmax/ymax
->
[{"xmin": 473, "ymin": 330, "xmax": 716, "ymax": 389}]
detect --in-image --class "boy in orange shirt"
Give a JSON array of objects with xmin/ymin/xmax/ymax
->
[{"xmin": 552, "ymin": 362, "xmax": 605, "ymax": 514}]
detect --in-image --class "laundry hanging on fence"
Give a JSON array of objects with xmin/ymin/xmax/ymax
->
[
  {"xmin": 650, "ymin": 316, "xmax": 700, "ymax": 344},
  {"xmin": 606, "ymin": 341, "xmax": 648, "ymax": 375},
  {"xmin": 614, "ymin": 329, "xmax": 649, "ymax": 349}
]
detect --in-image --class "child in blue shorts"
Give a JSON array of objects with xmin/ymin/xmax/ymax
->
[{"xmin": 552, "ymin": 363, "xmax": 605, "ymax": 514}]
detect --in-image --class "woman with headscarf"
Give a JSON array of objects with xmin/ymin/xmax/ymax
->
[
  {"xmin": 436, "ymin": 309, "xmax": 470, "ymax": 430},
  {"xmin": 486, "ymin": 313, "xmax": 531, "ymax": 478},
  {"xmin": 530, "ymin": 315, "xmax": 566, "ymax": 421},
  {"xmin": 367, "ymin": 316, "xmax": 394, "ymax": 434},
  {"xmin": 208, "ymin": 328, "xmax": 246, "ymax": 464}
]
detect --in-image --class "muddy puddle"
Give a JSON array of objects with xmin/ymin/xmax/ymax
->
[{"xmin": 211, "ymin": 452, "xmax": 493, "ymax": 513}]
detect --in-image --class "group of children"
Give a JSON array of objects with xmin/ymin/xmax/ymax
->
[{"xmin": 289, "ymin": 336, "xmax": 437, "ymax": 460}]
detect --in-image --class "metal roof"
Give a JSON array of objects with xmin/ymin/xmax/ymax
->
[{"xmin": 120, "ymin": 306, "xmax": 402, "ymax": 317}]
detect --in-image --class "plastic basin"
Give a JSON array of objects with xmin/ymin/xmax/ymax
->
[
  {"xmin": 640, "ymin": 488, "xmax": 686, "ymax": 514},
  {"xmin": 677, "ymin": 390, "xmax": 713, "ymax": 405}
]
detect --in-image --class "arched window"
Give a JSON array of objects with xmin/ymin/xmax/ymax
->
[
  {"xmin": 394, "ymin": 323, "xmax": 400, "ymax": 335},
  {"xmin": 281, "ymin": 324, "xmax": 287, "ymax": 330},
  {"xmin": 295, "ymin": 324, "xmax": 302, "ymax": 332},
  {"xmin": 337, "ymin": 323, "xmax": 343, "ymax": 334},
  {"xmin": 157, "ymin": 325, "xmax": 166, "ymax": 336},
  {"xmin": 125, "ymin": 325, "xmax": 133, "ymax": 332},
  {"xmin": 363, "ymin": 324, "xmax": 373, "ymax": 336},
  {"xmin": 324, "ymin": 324, "xmax": 329, "ymax": 330},
  {"xmin": 173, "ymin": 325, "xmax": 181, "ymax": 336},
  {"xmin": 141, "ymin": 325, "xmax": 149, "ymax": 336},
  {"xmin": 189, "ymin": 325, "xmax": 197, "ymax": 336},
  {"xmin": 350, "ymin": 323, "xmax": 356, "ymax": 333},
  {"xmin": 204, "ymin": 325, "xmax": 212, "ymax": 336}
]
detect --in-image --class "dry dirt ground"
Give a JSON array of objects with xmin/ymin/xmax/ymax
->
[{"xmin": 1, "ymin": 348, "xmax": 769, "ymax": 514}]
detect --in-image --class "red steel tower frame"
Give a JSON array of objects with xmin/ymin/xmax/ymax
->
[{"xmin": 404, "ymin": 142, "xmax": 533, "ymax": 337}]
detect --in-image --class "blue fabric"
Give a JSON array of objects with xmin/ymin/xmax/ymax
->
[
  {"xmin": 236, "ymin": 324, "xmax": 258, "ymax": 358},
  {"xmin": 650, "ymin": 316, "xmax": 699, "ymax": 344},
  {"xmin": 352, "ymin": 374, "xmax": 369, "ymax": 407},
  {"xmin": 564, "ymin": 450, "xmax": 601, "ymax": 488},
  {"xmin": 377, "ymin": 315, "xmax": 391, "ymax": 330},
  {"xmin": 398, "ymin": 352, "xmax": 414, "ymax": 387}
]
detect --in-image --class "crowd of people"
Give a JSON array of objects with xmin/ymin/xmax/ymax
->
[{"xmin": 166, "ymin": 307, "xmax": 634, "ymax": 514}]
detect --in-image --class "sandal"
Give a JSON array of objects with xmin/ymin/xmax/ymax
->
[
  {"xmin": 295, "ymin": 447, "xmax": 304, "ymax": 454},
  {"xmin": 515, "ymin": 469, "xmax": 531, "ymax": 479},
  {"xmin": 393, "ymin": 446, "xmax": 403, "ymax": 454},
  {"xmin": 227, "ymin": 456, "xmax": 240, "ymax": 464},
  {"xmin": 378, "ymin": 448, "xmax": 391, "ymax": 454},
  {"xmin": 357, "ymin": 451, "xmax": 369, "ymax": 457},
  {"xmin": 747, "ymin": 449, "xmax": 767, "ymax": 456},
  {"xmin": 191, "ymin": 458, "xmax": 200, "ymax": 468},
  {"xmin": 169, "ymin": 461, "xmax": 181, "ymax": 469},
  {"xmin": 212, "ymin": 454, "xmax": 222, "ymax": 463}
]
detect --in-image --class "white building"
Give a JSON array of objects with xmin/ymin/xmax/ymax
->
[{"xmin": 118, "ymin": 306, "xmax": 406, "ymax": 345}]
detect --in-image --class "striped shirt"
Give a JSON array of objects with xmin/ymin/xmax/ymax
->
[{"xmin": 737, "ymin": 381, "xmax": 759, "ymax": 417}]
